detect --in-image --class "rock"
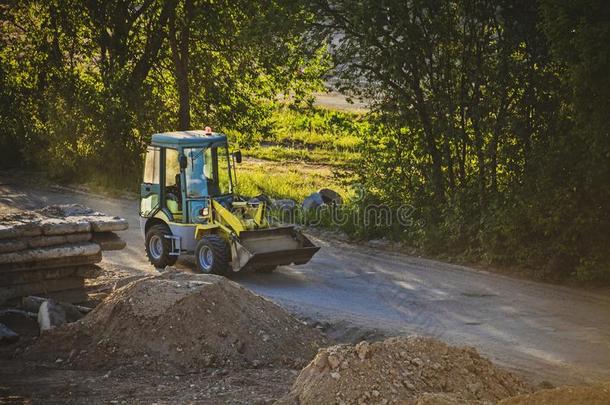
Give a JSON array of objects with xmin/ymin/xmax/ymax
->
[
  {"xmin": 314, "ymin": 351, "xmax": 329, "ymax": 370},
  {"xmin": 88, "ymin": 217, "xmax": 128, "ymax": 233},
  {"xmin": 411, "ymin": 357, "xmax": 424, "ymax": 367},
  {"xmin": 38, "ymin": 204, "xmax": 95, "ymax": 217},
  {"xmin": 356, "ymin": 341, "xmax": 370, "ymax": 360},
  {"xmin": 302, "ymin": 192, "xmax": 324, "ymax": 210},
  {"xmin": 318, "ymin": 188, "xmax": 343, "ymax": 205},
  {"xmin": 327, "ymin": 354, "xmax": 340, "ymax": 370},
  {"xmin": 0, "ymin": 323, "xmax": 19, "ymax": 344},
  {"xmin": 36, "ymin": 299, "xmax": 84, "ymax": 332},
  {"xmin": 0, "ymin": 242, "xmax": 101, "ymax": 265},
  {"xmin": 467, "ymin": 382, "xmax": 482, "ymax": 395}
]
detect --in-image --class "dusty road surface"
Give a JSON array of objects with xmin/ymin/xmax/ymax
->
[{"xmin": 1, "ymin": 175, "xmax": 609, "ymax": 386}]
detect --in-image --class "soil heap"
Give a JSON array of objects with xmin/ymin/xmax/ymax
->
[
  {"xmin": 278, "ymin": 335, "xmax": 531, "ymax": 405},
  {"xmin": 499, "ymin": 381, "xmax": 610, "ymax": 405},
  {"xmin": 25, "ymin": 270, "xmax": 325, "ymax": 370}
]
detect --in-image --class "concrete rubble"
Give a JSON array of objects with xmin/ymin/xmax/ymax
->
[{"xmin": 0, "ymin": 204, "xmax": 128, "ymax": 304}]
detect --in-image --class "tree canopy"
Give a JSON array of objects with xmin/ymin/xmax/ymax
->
[
  {"xmin": 313, "ymin": 0, "xmax": 609, "ymax": 279},
  {"xmin": 0, "ymin": 0, "xmax": 325, "ymax": 184}
]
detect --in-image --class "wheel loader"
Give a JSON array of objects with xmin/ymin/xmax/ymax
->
[{"xmin": 139, "ymin": 129, "xmax": 319, "ymax": 275}]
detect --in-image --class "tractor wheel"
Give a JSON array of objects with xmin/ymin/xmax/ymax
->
[
  {"xmin": 195, "ymin": 235, "xmax": 230, "ymax": 276},
  {"xmin": 255, "ymin": 265, "xmax": 277, "ymax": 273},
  {"xmin": 145, "ymin": 224, "xmax": 178, "ymax": 269}
]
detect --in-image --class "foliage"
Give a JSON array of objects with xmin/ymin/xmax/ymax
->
[
  {"xmin": 238, "ymin": 106, "xmax": 366, "ymax": 166},
  {"xmin": 313, "ymin": 0, "xmax": 610, "ymax": 280},
  {"xmin": 244, "ymin": 145, "xmax": 358, "ymax": 166},
  {"xmin": 0, "ymin": 0, "xmax": 325, "ymax": 188},
  {"xmin": 267, "ymin": 106, "xmax": 368, "ymax": 150},
  {"xmin": 235, "ymin": 159, "xmax": 346, "ymax": 202}
]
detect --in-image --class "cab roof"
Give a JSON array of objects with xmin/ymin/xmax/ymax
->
[{"xmin": 151, "ymin": 130, "xmax": 227, "ymax": 148}]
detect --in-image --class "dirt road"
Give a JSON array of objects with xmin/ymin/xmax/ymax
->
[{"xmin": 1, "ymin": 176, "xmax": 609, "ymax": 386}]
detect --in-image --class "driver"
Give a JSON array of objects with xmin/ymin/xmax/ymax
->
[{"xmin": 166, "ymin": 173, "xmax": 182, "ymax": 213}]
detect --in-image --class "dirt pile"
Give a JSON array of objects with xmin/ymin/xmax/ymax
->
[
  {"xmin": 499, "ymin": 381, "xmax": 610, "ymax": 405},
  {"xmin": 25, "ymin": 270, "xmax": 325, "ymax": 370},
  {"xmin": 278, "ymin": 335, "xmax": 531, "ymax": 405}
]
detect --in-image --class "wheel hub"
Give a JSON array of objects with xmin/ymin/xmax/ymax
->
[
  {"xmin": 149, "ymin": 235, "xmax": 163, "ymax": 260},
  {"xmin": 199, "ymin": 245, "xmax": 214, "ymax": 271}
]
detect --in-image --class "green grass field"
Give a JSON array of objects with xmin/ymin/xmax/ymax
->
[
  {"xmin": 235, "ymin": 158, "xmax": 349, "ymax": 202},
  {"xmin": 235, "ymin": 106, "xmax": 365, "ymax": 202}
]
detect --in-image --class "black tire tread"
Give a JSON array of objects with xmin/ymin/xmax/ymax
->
[
  {"xmin": 196, "ymin": 234, "xmax": 230, "ymax": 276},
  {"xmin": 145, "ymin": 224, "xmax": 178, "ymax": 269}
]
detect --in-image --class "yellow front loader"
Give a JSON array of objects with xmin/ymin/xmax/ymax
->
[{"xmin": 138, "ymin": 130, "xmax": 319, "ymax": 275}]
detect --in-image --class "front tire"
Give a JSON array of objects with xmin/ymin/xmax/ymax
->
[
  {"xmin": 145, "ymin": 224, "xmax": 178, "ymax": 269},
  {"xmin": 195, "ymin": 235, "xmax": 230, "ymax": 276}
]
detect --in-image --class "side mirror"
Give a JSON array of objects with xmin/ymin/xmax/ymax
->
[
  {"xmin": 179, "ymin": 154, "xmax": 188, "ymax": 170},
  {"xmin": 233, "ymin": 150, "xmax": 242, "ymax": 164}
]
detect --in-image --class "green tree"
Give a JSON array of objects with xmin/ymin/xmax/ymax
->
[
  {"xmin": 166, "ymin": 0, "xmax": 327, "ymax": 137},
  {"xmin": 315, "ymin": 0, "xmax": 609, "ymax": 279},
  {"xmin": 0, "ymin": 0, "xmax": 326, "ymax": 186}
]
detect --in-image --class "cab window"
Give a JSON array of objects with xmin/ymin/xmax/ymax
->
[
  {"xmin": 164, "ymin": 148, "xmax": 181, "ymax": 213},
  {"xmin": 185, "ymin": 144, "xmax": 232, "ymax": 198}
]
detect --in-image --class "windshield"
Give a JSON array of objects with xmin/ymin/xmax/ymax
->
[{"xmin": 184, "ymin": 144, "xmax": 233, "ymax": 198}]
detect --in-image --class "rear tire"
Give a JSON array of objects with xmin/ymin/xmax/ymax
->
[
  {"xmin": 195, "ymin": 235, "xmax": 230, "ymax": 276},
  {"xmin": 145, "ymin": 224, "xmax": 178, "ymax": 269}
]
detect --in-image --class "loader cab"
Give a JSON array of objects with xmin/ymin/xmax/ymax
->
[{"xmin": 140, "ymin": 130, "xmax": 236, "ymax": 225}]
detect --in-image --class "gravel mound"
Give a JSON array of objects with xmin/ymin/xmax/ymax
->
[
  {"xmin": 499, "ymin": 381, "xmax": 610, "ymax": 405},
  {"xmin": 278, "ymin": 336, "xmax": 531, "ymax": 404},
  {"xmin": 25, "ymin": 270, "xmax": 325, "ymax": 370}
]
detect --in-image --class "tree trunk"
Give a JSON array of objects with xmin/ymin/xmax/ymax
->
[
  {"xmin": 410, "ymin": 67, "xmax": 445, "ymax": 203},
  {"xmin": 169, "ymin": 0, "xmax": 192, "ymax": 130}
]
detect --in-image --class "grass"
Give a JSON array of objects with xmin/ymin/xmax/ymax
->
[
  {"xmin": 234, "ymin": 158, "xmax": 350, "ymax": 202},
  {"xmin": 268, "ymin": 107, "xmax": 368, "ymax": 149},
  {"xmin": 232, "ymin": 106, "xmax": 365, "ymax": 202},
  {"xmin": 243, "ymin": 145, "xmax": 359, "ymax": 167}
]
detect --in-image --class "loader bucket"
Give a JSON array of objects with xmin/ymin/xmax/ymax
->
[{"xmin": 230, "ymin": 226, "xmax": 319, "ymax": 272}]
